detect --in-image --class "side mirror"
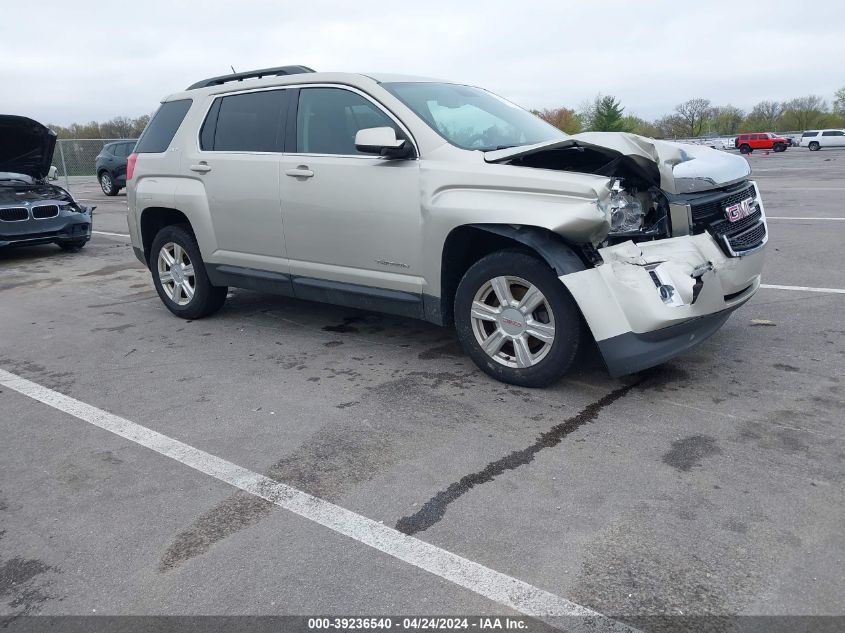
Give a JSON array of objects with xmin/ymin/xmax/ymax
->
[
  {"xmin": 48, "ymin": 165, "xmax": 58, "ymax": 181},
  {"xmin": 355, "ymin": 127, "xmax": 414, "ymax": 159}
]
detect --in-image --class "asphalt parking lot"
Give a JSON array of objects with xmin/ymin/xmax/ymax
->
[{"xmin": 1, "ymin": 149, "xmax": 843, "ymax": 631}]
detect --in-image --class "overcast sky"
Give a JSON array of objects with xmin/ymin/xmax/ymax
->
[{"xmin": 3, "ymin": 0, "xmax": 843, "ymax": 126}]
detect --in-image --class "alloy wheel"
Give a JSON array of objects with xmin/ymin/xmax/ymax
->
[
  {"xmin": 100, "ymin": 173, "xmax": 112, "ymax": 194},
  {"xmin": 157, "ymin": 242, "xmax": 196, "ymax": 306},
  {"xmin": 470, "ymin": 275, "xmax": 556, "ymax": 369}
]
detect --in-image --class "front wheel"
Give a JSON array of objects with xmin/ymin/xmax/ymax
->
[
  {"xmin": 454, "ymin": 250, "xmax": 582, "ymax": 387},
  {"xmin": 773, "ymin": 143, "xmax": 785, "ymax": 152},
  {"xmin": 809, "ymin": 142, "xmax": 820, "ymax": 151},
  {"xmin": 150, "ymin": 224, "xmax": 227, "ymax": 319}
]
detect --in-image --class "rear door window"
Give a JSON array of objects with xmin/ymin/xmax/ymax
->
[
  {"xmin": 134, "ymin": 99, "xmax": 193, "ymax": 153},
  {"xmin": 202, "ymin": 90, "xmax": 289, "ymax": 152}
]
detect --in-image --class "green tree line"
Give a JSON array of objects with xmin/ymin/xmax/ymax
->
[
  {"xmin": 48, "ymin": 114, "xmax": 152, "ymax": 139},
  {"xmin": 534, "ymin": 86, "xmax": 845, "ymax": 138}
]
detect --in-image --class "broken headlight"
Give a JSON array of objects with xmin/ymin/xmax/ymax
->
[
  {"xmin": 606, "ymin": 180, "xmax": 644, "ymax": 233},
  {"xmin": 599, "ymin": 179, "xmax": 669, "ymax": 242}
]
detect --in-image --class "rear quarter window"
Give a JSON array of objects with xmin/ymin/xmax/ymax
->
[{"xmin": 134, "ymin": 99, "xmax": 193, "ymax": 153}]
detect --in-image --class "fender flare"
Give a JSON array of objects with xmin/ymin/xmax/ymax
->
[{"xmin": 468, "ymin": 224, "xmax": 587, "ymax": 276}]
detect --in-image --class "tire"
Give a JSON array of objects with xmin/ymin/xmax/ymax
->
[
  {"xmin": 739, "ymin": 144, "xmax": 751, "ymax": 154},
  {"xmin": 99, "ymin": 171, "xmax": 119, "ymax": 196},
  {"xmin": 773, "ymin": 143, "xmax": 785, "ymax": 152},
  {"xmin": 57, "ymin": 239, "xmax": 87, "ymax": 252},
  {"xmin": 809, "ymin": 142, "xmax": 820, "ymax": 151},
  {"xmin": 150, "ymin": 224, "xmax": 227, "ymax": 319},
  {"xmin": 454, "ymin": 250, "xmax": 582, "ymax": 387}
]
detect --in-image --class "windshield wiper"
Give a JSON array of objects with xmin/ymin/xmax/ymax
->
[
  {"xmin": 0, "ymin": 177, "xmax": 31, "ymax": 184},
  {"xmin": 476, "ymin": 144, "xmax": 523, "ymax": 151}
]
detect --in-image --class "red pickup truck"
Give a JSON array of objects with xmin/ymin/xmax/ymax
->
[{"xmin": 734, "ymin": 132, "xmax": 790, "ymax": 154}]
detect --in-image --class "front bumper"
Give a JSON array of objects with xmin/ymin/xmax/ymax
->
[
  {"xmin": 561, "ymin": 230, "xmax": 764, "ymax": 376},
  {"xmin": 0, "ymin": 205, "xmax": 92, "ymax": 248}
]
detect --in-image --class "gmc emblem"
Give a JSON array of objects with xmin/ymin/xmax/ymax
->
[{"xmin": 725, "ymin": 197, "xmax": 756, "ymax": 222}]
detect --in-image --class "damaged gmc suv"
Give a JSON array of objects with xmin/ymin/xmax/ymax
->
[{"xmin": 127, "ymin": 66, "xmax": 767, "ymax": 386}]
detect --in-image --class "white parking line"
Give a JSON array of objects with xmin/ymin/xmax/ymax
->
[
  {"xmin": 92, "ymin": 230, "xmax": 130, "ymax": 238},
  {"xmin": 766, "ymin": 217, "xmax": 845, "ymax": 220},
  {"xmin": 0, "ymin": 368, "xmax": 638, "ymax": 633},
  {"xmin": 761, "ymin": 284, "xmax": 845, "ymax": 294}
]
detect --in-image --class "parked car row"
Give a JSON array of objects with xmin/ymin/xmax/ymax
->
[{"xmin": 677, "ymin": 130, "xmax": 845, "ymax": 154}]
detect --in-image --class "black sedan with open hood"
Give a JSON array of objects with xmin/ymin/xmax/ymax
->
[{"xmin": 1, "ymin": 115, "xmax": 92, "ymax": 251}]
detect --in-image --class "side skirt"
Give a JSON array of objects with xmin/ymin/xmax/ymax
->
[{"xmin": 206, "ymin": 263, "xmax": 435, "ymax": 322}]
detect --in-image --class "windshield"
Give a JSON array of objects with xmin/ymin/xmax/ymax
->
[{"xmin": 383, "ymin": 82, "xmax": 566, "ymax": 151}]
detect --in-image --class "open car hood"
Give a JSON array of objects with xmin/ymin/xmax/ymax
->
[
  {"xmin": 485, "ymin": 132, "xmax": 751, "ymax": 194},
  {"xmin": 0, "ymin": 115, "xmax": 57, "ymax": 180}
]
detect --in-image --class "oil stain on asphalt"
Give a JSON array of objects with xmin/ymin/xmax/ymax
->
[
  {"xmin": 661, "ymin": 435, "xmax": 722, "ymax": 472},
  {"xmin": 0, "ymin": 526, "xmax": 59, "ymax": 621},
  {"xmin": 322, "ymin": 316, "xmax": 362, "ymax": 333},
  {"xmin": 394, "ymin": 378, "xmax": 645, "ymax": 536},
  {"xmin": 160, "ymin": 418, "xmax": 398, "ymax": 571}
]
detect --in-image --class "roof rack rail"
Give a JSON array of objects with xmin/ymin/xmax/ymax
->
[{"xmin": 186, "ymin": 65, "xmax": 316, "ymax": 90}]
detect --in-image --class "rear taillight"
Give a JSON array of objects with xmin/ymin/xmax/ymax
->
[{"xmin": 126, "ymin": 153, "xmax": 138, "ymax": 181}]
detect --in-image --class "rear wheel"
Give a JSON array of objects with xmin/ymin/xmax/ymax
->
[
  {"xmin": 809, "ymin": 141, "xmax": 820, "ymax": 151},
  {"xmin": 99, "ymin": 171, "xmax": 119, "ymax": 196},
  {"xmin": 739, "ymin": 144, "xmax": 752, "ymax": 154},
  {"xmin": 150, "ymin": 224, "xmax": 227, "ymax": 319},
  {"xmin": 454, "ymin": 250, "xmax": 582, "ymax": 387}
]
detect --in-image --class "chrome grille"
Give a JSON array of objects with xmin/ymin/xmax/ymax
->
[
  {"xmin": 0, "ymin": 207, "xmax": 29, "ymax": 221},
  {"xmin": 690, "ymin": 184, "xmax": 756, "ymax": 223},
  {"xmin": 32, "ymin": 204, "xmax": 60, "ymax": 219},
  {"xmin": 688, "ymin": 183, "xmax": 767, "ymax": 256},
  {"xmin": 726, "ymin": 222, "xmax": 767, "ymax": 251}
]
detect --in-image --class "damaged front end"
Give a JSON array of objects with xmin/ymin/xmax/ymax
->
[
  {"xmin": 486, "ymin": 132, "xmax": 767, "ymax": 375},
  {"xmin": 0, "ymin": 115, "xmax": 93, "ymax": 249}
]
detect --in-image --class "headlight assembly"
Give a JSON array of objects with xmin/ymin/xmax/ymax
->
[
  {"xmin": 600, "ymin": 179, "xmax": 669, "ymax": 242},
  {"xmin": 607, "ymin": 180, "xmax": 645, "ymax": 233}
]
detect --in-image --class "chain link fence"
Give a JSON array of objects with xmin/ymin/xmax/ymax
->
[{"xmin": 53, "ymin": 138, "xmax": 138, "ymax": 191}]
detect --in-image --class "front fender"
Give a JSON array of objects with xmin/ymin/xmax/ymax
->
[{"xmin": 468, "ymin": 224, "xmax": 586, "ymax": 276}]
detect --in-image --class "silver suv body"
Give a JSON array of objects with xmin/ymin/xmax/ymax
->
[{"xmin": 127, "ymin": 66, "xmax": 767, "ymax": 386}]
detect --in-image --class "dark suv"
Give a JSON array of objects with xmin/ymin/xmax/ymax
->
[{"xmin": 95, "ymin": 140, "xmax": 136, "ymax": 196}]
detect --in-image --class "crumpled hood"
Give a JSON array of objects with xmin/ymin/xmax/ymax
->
[
  {"xmin": 0, "ymin": 115, "xmax": 57, "ymax": 180},
  {"xmin": 485, "ymin": 132, "xmax": 751, "ymax": 194}
]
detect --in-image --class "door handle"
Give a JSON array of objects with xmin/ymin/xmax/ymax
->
[
  {"xmin": 285, "ymin": 166, "xmax": 314, "ymax": 178},
  {"xmin": 190, "ymin": 163, "xmax": 212, "ymax": 173}
]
